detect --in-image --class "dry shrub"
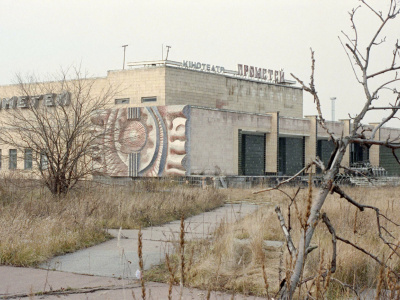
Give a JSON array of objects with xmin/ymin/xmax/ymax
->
[{"xmin": 0, "ymin": 179, "xmax": 225, "ymax": 267}]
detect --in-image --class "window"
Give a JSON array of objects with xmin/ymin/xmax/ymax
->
[
  {"xmin": 141, "ymin": 97, "xmax": 157, "ymax": 103},
  {"xmin": 40, "ymin": 152, "xmax": 49, "ymax": 170},
  {"xmin": 9, "ymin": 149, "xmax": 17, "ymax": 169},
  {"xmin": 115, "ymin": 98, "xmax": 130, "ymax": 104},
  {"xmin": 24, "ymin": 149, "xmax": 33, "ymax": 170}
]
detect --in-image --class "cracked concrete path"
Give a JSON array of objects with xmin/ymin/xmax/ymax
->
[
  {"xmin": 40, "ymin": 203, "xmax": 258, "ymax": 279},
  {"xmin": 0, "ymin": 266, "xmax": 265, "ymax": 299},
  {"xmin": 0, "ymin": 203, "xmax": 263, "ymax": 299}
]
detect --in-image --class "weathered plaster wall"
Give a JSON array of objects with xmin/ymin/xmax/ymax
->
[
  {"xmin": 189, "ymin": 107, "xmax": 272, "ymax": 175},
  {"xmin": 165, "ymin": 67, "xmax": 303, "ymax": 118},
  {"xmin": 317, "ymin": 121, "xmax": 345, "ymax": 138},
  {"xmin": 280, "ymin": 117, "xmax": 310, "ymax": 136}
]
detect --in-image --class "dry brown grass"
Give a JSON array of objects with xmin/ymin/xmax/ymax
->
[
  {"xmin": 93, "ymin": 181, "xmax": 226, "ymax": 229},
  {"xmin": 306, "ymin": 186, "xmax": 400, "ymax": 297},
  {"xmin": 148, "ymin": 186, "xmax": 400, "ymax": 298},
  {"xmin": 0, "ymin": 186, "xmax": 109, "ymax": 267},
  {"xmin": 0, "ymin": 180, "xmax": 225, "ymax": 267},
  {"xmin": 146, "ymin": 202, "xmax": 285, "ymax": 297}
]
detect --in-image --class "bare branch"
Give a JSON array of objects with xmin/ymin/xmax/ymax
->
[
  {"xmin": 254, "ymin": 164, "xmax": 310, "ymax": 194},
  {"xmin": 331, "ymin": 185, "xmax": 400, "ymax": 260},
  {"xmin": 321, "ymin": 214, "xmax": 337, "ymax": 274},
  {"xmin": 331, "ymin": 185, "xmax": 366, "ymax": 211},
  {"xmin": 291, "ymin": 50, "xmax": 337, "ymax": 141},
  {"xmin": 361, "ymin": 0, "xmax": 384, "ymax": 22},
  {"xmin": 351, "ymin": 137, "xmax": 400, "ymax": 149},
  {"xmin": 275, "ymin": 206, "xmax": 297, "ymax": 255},
  {"xmin": 367, "ymin": 65, "xmax": 400, "ymax": 79},
  {"xmin": 338, "ymin": 37, "xmax": 363, "ymax": 83},
  {"xmin": 370, "ymin": 107, "xmax": 398, "ymax": 140},
  {"xmin": 314, "ymin": 157, "xmax": 325, "ymax": 172},
  {"xmin": 334, "ymin": 233, "xmax": 396, "ymax": 276}
]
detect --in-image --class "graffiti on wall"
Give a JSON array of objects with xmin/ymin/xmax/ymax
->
[{"xmin": 91, "ymin": 105, "xmax": 190, "ymax": 177}]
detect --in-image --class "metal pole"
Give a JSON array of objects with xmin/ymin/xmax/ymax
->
[
  {"xmin": 330, "ymin": 97, "xmax": 336, "ymax": 121},
  {"xmin": 122, "ymin": 45, "xmax": 128, "ymax": 70},
  {"xmin": 165, "ymin": 45, "xmax": 171, "ymax": 60}
]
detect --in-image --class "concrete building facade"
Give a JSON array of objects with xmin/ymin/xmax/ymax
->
[{"xmin": 1, "ymin": 60, "xmax": 400, "ymax": 178}]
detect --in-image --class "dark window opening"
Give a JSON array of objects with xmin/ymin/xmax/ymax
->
[
  {"xmin": 115, "ymin": 98, "xmax": 130, "ymax": 104},
  {"xmin": 350, "ymin": 143, "xmax": 370, "ymax": 166},
  {"xmin": 24, "ymin": 149, "xmax": 33, "ymax": 170},
  {"xmin": 9, "ymin": 149, "xmax": 17, "ymax": 169},
  {"xmin": 141, "ymin": 97, "xmax": 157, "ymax": 103}
]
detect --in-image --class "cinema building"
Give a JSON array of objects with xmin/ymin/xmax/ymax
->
[{"xmin": 1, "ymin": 59, "xmax": 400, "ymax": 179}]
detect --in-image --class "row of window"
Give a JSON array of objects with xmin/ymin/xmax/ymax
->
[
  {"xmin": 114, "ymin": 97, "xmax": 157, "ymax": 105},
  {"xmin": 0, "ymin": 149, "xmax": 47, "ymax": 170}
]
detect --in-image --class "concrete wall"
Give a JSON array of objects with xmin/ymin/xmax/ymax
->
[
  {"xmin": 107, "ymin": 67, "xmax": 166, "ymax": 107},
  {"xmin": 189, "ymin": 107, "xmax": 272, "ymax": 175},
  {"xmin": 265, "ymin": 112, "xmax": 279, "ymax": 173},
  {"xmin": 379, "ymin": 127, "xmax": 400, "ymax": 141},
  {"xmin": 280, "ymin": 117, "xmax": 310, "ymax": 136},
  {"xmin": 317, "ymin": 121, "xmax": 345, "ymax": 138},
  {"xmin": 0, "ymin": 66, "xmax": 302, "ymax": 117},
  {"xmin": 165, "ymin": 67, "xmax": 303, "ymax": 118},
  {"xmin": 0, "ymin": 68, "xmax": 167, "ymax": 110}
]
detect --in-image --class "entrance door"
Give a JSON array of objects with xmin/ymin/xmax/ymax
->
[
  {"xmin": 240, "ymin": 133, "xmax": 266, "ymax": 175},
  {"xmin": 278, "ymin": 137, "xmax": 305, "ymax": 176}
]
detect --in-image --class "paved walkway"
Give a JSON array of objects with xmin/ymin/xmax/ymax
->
[
  {"xmin": 1, "ymin": 203, "xmax": 262, "ymax": 299},
  {"xmin": 41, "ymin": 203, "xmax": 258, "ymax": 279},
  {"xmin": 0, "ymin": 266, "xmax": 265, "ymax": 299}
]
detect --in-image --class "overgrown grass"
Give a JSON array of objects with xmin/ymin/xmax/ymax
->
[
  {"xmin": 89, "ymin": 181, "xmax": 226, "ymax": 228},
  {"xmin": 306, "ymin": 186, "xmax": 400, "ymax": 297},
  {"xmin": 147, "ymin": 186, "xmax": 400, "ymax": 297},
  {"xmin": 0, "ymin": 179, "xmax": 225, "ymax": 267}
]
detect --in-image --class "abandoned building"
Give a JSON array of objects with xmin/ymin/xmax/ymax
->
[{"xmin": 1, "ymin": 59, "xmax": 400, "ymax": 178}]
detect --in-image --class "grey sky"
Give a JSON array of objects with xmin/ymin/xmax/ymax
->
[{"xmin": 1, "ymin": 0, "xmax": 399, "ymax": 126}]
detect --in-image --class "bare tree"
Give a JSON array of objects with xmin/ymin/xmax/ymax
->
[
  {"xmin": 0, "ymin": 69, "xmax": 118, "ymax": 195},
  {"xmin": 257, "ymin": 1, "xmax": 400, "ymax": 298}
]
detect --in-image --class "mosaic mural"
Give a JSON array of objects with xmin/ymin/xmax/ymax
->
[{"xmin": 91, "ymin": 105, "xmax": 190, "ymax": 177}]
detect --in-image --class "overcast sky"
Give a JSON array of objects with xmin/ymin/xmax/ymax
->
[{"xmin": 1, "ymin": 0, "xmax": 399, "ymax": 126}]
